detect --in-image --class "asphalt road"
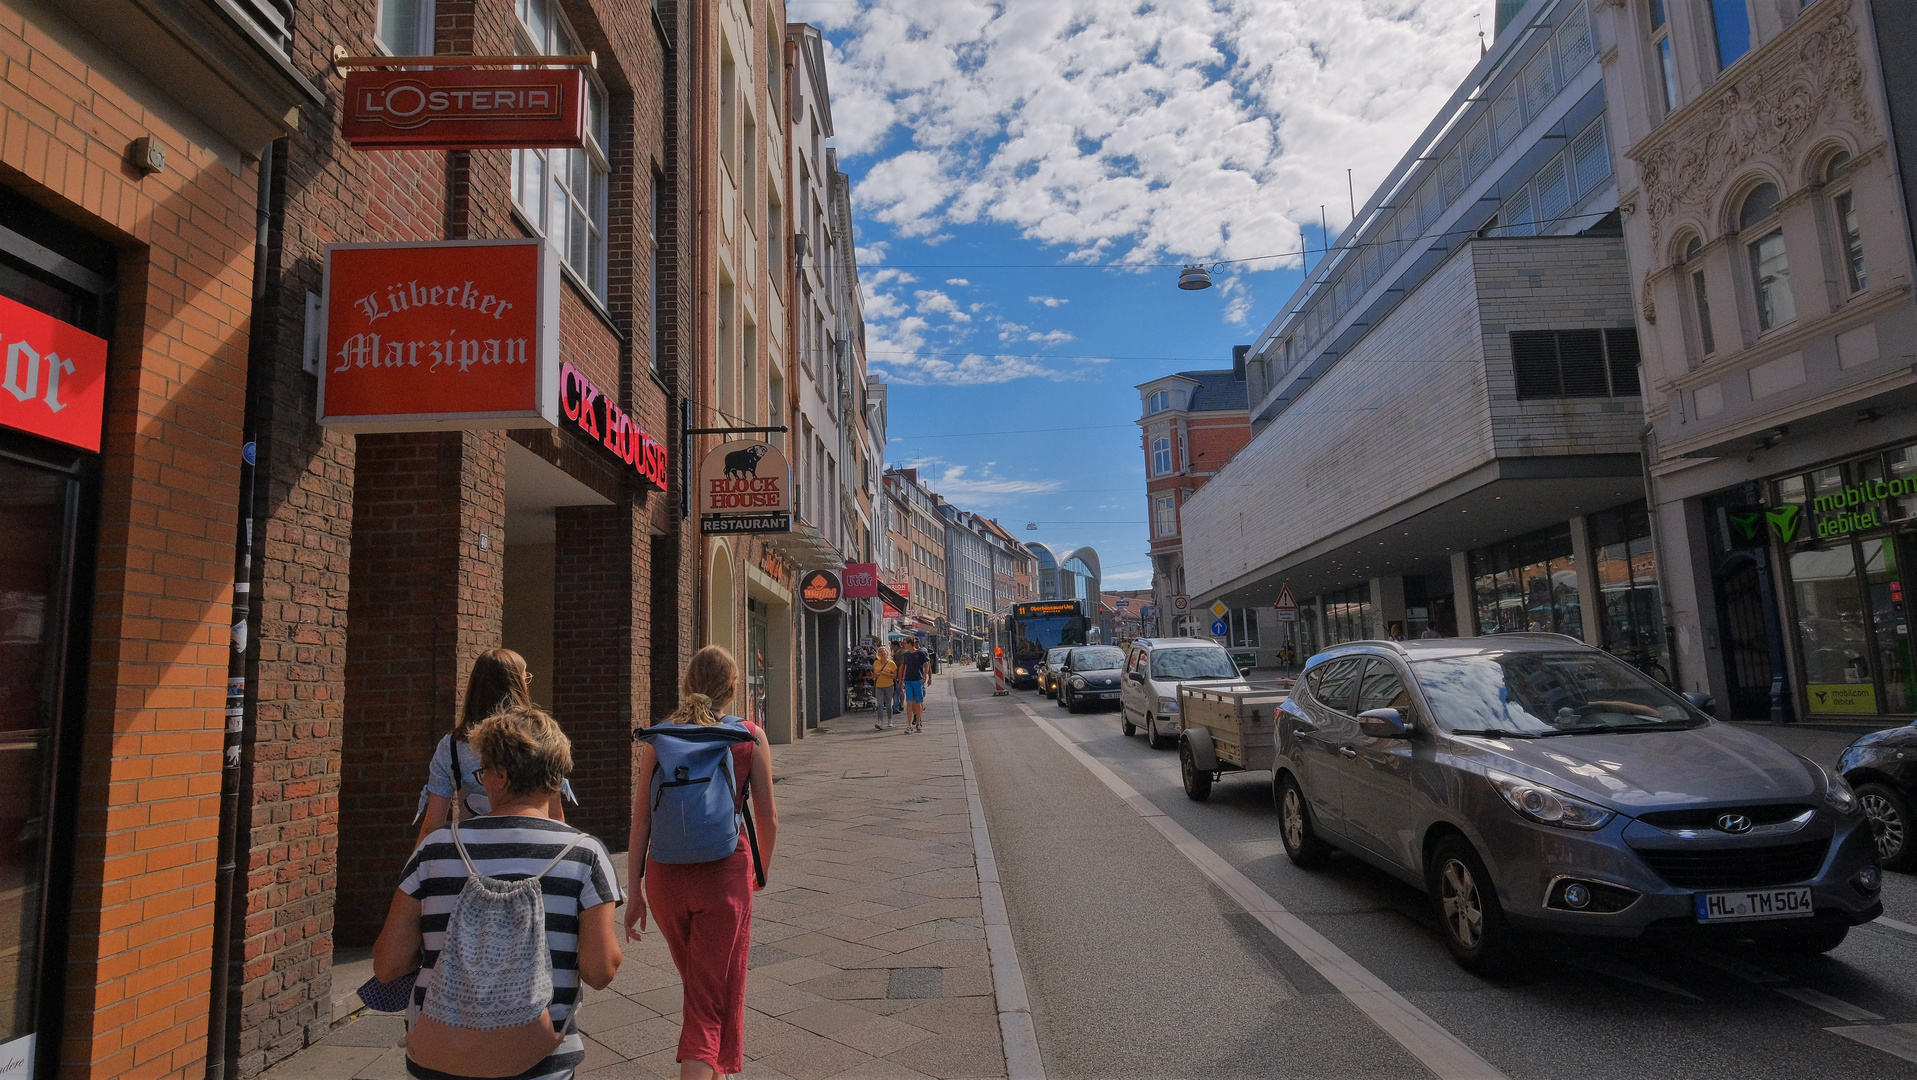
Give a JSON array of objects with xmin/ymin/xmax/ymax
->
[{"xmin": 953, "ymin": 670, "xmax": 1917, "ymax": 1080}]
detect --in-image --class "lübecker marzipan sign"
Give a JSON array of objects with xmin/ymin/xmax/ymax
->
[
  {"xmin": 342, "ymin": 69, "xmax": 589, "ymax": 150},
  {"xmin": 698, "ymin": 440, "xmax": 791, "ymax": 534},
  {"xmin": 318, "ymin": 239, "xmax": 560, "ymax": 432},
  {"xmin": 0, "ymin": 293, "xmax": 107, "ymax": 452}
]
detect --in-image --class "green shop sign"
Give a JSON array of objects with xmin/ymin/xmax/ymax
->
[{"xmin": 1762, "ymin": 476, "xmax": 1916, "ymax": 544}]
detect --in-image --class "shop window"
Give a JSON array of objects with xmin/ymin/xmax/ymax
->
[
  {"xmin": 1469, "ymin": 523, "xmax": 1581, "ymax": 638},
  {"xmin": 1510, "ymin": 328, "xmax": 1642, "ymax": 399},
  {"xmin": 1227, "ymin": 608, "xmax": 1259, "ymax": 649},
  {"xmin": 1322, "ymin": 583, "xmax": 1373, "ymax": 645},
  {"xmin": 1791, "ymin": 544, "xmax": 1874, "ymax": 713},
  {"xmin": 377, "ymin": 0, "xmax": 433, "ymax": 55},
  {"xmin": 1590, "ymin": 502, "xmax": 1671, "ymax": 684},
  {"xmin": 513, "ymin": 0, "xmax": 610, "ymax": 299}
]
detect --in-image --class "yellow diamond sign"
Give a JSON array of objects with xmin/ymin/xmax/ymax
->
[{"xmin": 1210, "ymin": 601, "xmax": 1229, "ymax": 618}]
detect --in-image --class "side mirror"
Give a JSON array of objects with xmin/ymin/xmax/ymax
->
[
  {"xmin": 1357, "ymin": 708, "xmax": 1411, "ymax": 739},
  {"xmin": 1682, "ymin": 692, "xmax": 1717, "ymax": 718},
  {"xmin": 1129, "ymin": 671, "xmax": 1145, "ymax": 682},
  {"xmin": 1238, "ymin": 664, "xmax": 1254, "ymax": 676}
]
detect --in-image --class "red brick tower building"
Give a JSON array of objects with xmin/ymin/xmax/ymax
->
[{"xmin": 1137, "ymin": 366, "xmax": 1251, "ymax": 642}]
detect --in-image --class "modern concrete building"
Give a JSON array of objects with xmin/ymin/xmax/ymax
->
[
  {"xmin": 1137, "ymin": 362, "xmax": 1254, "ymax": 645},
  {"xmin": 1595, "ymin": 0, "xmax": 1917, "ymax": 720},
  {"xmin": 937, "ymin": 500, "xmax": 999, "ymax": 658},
  {"xmin": 1182, "ymin": 0, "xmax": 1665, "ymax": 673}
]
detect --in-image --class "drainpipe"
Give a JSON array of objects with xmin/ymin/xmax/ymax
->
[{"xmin": 205, "ymin": 138, "xmax": 274, "ymax": 1080}]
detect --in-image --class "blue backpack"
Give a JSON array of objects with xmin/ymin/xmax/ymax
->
[{"xmin": 633, "ymin": 718, "xmax": 765, "ymax": 883}]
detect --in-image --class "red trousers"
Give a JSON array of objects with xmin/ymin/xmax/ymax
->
[{"xmin": 646, "ymin": 848, "xmax": 753, "ymax": 1075}]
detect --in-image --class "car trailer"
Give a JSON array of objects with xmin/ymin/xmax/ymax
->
[{"xmin": 1177, "ymin": 684, "xmax": 1290, "ymax": 801}]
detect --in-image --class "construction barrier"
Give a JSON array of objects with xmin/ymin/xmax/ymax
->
[{"xmin": 992, "ymin": 647, "xmax": 1008, "ymax": 696}]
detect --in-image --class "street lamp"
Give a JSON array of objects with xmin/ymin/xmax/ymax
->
[{"xmin": 1177, "ymin": 264, "xmax": 1213, "ymax": 290}]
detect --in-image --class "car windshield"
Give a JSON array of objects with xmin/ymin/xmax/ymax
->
[
  {"xmin": 1070, "ymin": 647, "xmax": 1125, "ymax": 671},
  {"xmin": 1150, "ymin": 648, "xmax": 1238, "ymax": 680},
  {"xmin": 1046, "ymin": 648, "xmax": 1071, "ymax": 666},
  {"xmin": 1414, "ymin": 651, "xmax": 1707, "ymax": 736}
]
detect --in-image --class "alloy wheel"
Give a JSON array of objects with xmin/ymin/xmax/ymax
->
[
  {"xmin": 1282, "ymin": 788, "xmax": 1305, "ymax": 850},
  {"xmin": 1862, "ymin": 790, "xmax": 1907, "ymax": 861},
  {"xmin": 1440, "ymin": 859, "xmax": 1484, "ymax": 950}
]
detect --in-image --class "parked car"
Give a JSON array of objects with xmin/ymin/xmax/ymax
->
[
  {"xmin": 1120, "ymin": 637, "xmax": 1252, "ymax": 749},
  {"xmin": 1035, "ymin": 647, "xmax": 1072, "ymax": 699},
  {"xmin": 1274, "ymin": 634, "xmax": 1882, "ymax": 974},
  {"xmin": 976, "ymin": 652, "xmax": 991, "ymax": 671},
  {"xmin": 1838, "ymin": 719, "xmax": 1917, "ymax": 870},
  {"xmin": 1056, "ymin": 646, "xmax": 1127, "ymax": 713}
]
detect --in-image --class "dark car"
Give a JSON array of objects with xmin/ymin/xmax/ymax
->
[
  {"xmin": 1057, "ymin": 646, "xmax": 1126, "ymax": 713},
  {"xmin": 1274, "ymin": 635, "xmax": 1882, "ymax": 974},
  {"xmin": 1036, "ymin": 647, "xmax": 1072, "ymax": 699},
  {"xmin": 1838, "ymin": 719, "xmax": 1917, "ymax": 870}
]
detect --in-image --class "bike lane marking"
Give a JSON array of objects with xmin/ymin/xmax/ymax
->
[{"xmin": 1012, "ymin": 701, "xmax": 1509, "ymax": 1080}]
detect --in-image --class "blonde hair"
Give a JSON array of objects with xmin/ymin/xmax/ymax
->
[
  {"xmin": 469, "ymin": 706, "xmax": 572, "ymax": 796},
  {"xmin": 664, "ymin": 645, "xmax": 739, "ymax": 726},
  {"xmin": 458, "ymin": 648, "xmax": 533, "ymax": 737}
]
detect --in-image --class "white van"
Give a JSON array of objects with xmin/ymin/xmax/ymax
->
[{"xmin": 1118, "ymin": 637, "xmax": 1251, "ymax": 749}]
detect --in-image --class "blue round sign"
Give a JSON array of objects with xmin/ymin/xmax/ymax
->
[{"xmin": 1210, "ymin": 619, "xmax": 1229, "ymax": 636}]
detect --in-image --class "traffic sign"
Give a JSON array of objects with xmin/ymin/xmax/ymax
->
[
  {"xmin": 1172, "ymin": 595, "xmax": 1189, "ymax": 612},
  {"xmin": 1114, "ymin": 598, "xmax": 1131, "ymax": 609},
  {"xmin": 1276, "ymin": 608, "xmax": 1298, "ymax": 622},
  {"xmin": 1210, "ymin": 600, "xmax": 1229, "ymax": 618},
  {"xmin": 1210, "ymin": 619, "xmax": 1229, "ymax": 636},
  {"xmin": 1275, "ymin": 583, "xmax": 1298, "ymax": 612}
]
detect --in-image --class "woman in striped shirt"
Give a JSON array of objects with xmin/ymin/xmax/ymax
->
[{"xmin": 374, "ymin": 707, "xmax": 623, "ymax": 1080}]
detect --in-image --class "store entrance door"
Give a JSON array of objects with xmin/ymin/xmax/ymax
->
[
  {"xmin": 1715, "ymin": 555, "xmax": 1784, "ymax": 719},
  {"xmin": 747, "ymin": 598, "xmax": 769, "ymax": 729}
]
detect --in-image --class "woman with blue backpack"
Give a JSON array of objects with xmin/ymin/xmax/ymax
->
[{"xmin": 628, "ymin": 645, "xmax": 779, "ymax": 1080}]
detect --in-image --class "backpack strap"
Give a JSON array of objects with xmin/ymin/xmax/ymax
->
[
  {"xmin": 445, "ymin": 736, "xmax": 464, "ymax": 824},
  {"xmin": 718, "ymin": 720, "xmax": 768, "ymax": 888}
]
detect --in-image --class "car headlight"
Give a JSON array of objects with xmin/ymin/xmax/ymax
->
[
  {"xmin": 1015, "ymin": 666, "xmax": 1028, "ymax": 675},
  {"xmin": 1158, "ymin": 696, "xmax": 1179, "ymax": 713},
  {"xmin": 1071, "ymin": 676, "xmax": 1086, "ymax": 689},
  {"xmin": 1813, "ymin": 760, "xmax": 1859, "ymax": 815},
  {"xmin": 1485, "ymin": 769, "xmax": 1614, "ymax": 830}
]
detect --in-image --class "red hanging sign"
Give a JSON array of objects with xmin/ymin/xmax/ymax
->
[
  {"xmin": 0, "ymin": 293, "xmax": 108, "ymax": 452},
  {"xmin": 342, "ymin": 68, "xmax": 589, "ymax": 150},
  {"xmin": 559, "ymin": 361, "xmax": 666, "ymax": 491},
  {"xmin": 842, "ymin": 562, "xmax": 879, "ymax": 598}
]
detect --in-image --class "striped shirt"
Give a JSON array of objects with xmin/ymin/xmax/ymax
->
[{"xmin": 399, "ymin": 816, "xmax": 622, "ymax": 1080}]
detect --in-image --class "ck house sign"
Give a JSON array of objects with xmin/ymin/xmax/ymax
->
[{"xmin": 698, "ymin": 439, "xmax": 791, "ymax": 535}]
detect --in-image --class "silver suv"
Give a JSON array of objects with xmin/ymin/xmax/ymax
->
[
  {"xmin": 1274, "ymin": 634, "xmax": 1882, "ymax": 973},
  {"xmin": 1120, "ymin": 637, "xmax": 1250, "ymax": 749}
]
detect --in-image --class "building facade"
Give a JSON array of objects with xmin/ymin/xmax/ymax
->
[
  {"xmin": 1181, "ymin": 0, "xmax": 1667, "ymax": 676},
  {"xmin": 937, "ymin": 501, "xmax": 999, "ymax": 659},
  {"xmin": 1137, "ymin": 365, "xmax": 1256, "ymax": 647},
  {"xmin": 883, "ymin": 467, "xmax": 949, "ymax": 648},
  {"xmin": 1597, "ymin": 0, "xmax": 1917, "ymax": 720}
]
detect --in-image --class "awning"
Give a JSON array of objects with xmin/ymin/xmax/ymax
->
[{"xmin": 766, "ymin": 522, "xmax": 845, "ymax": 569}]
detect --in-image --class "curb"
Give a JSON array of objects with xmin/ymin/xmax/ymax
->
[{"xmin": 950, "ymin": 678, "xmax": 1046, "ymax": 1080}]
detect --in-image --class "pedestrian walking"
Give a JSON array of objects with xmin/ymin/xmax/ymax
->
[
  {"xmin": 872, "ymin": 643, "xmax": 900, "ymax": 730},
  {"xmin": 899, "ymin": 637, "xmax": 931, "ymax": 734},
  {"xmin": 373, "ymin": 706, "xmax": 623, "ymax": 1080},
  {"xmin": 416, "ymin": 648, "xmax": 577, "ymax": 847},
  {"xmin": 627, "ymin": 646, "xmax": 779, "ymax": 1080}
]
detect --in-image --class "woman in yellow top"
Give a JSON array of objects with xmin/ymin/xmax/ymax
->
[{"xmin": 871, "ymin": 643, "xmax": 900, "ymax": 731}]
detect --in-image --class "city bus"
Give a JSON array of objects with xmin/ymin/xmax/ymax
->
[{"xmin": 991, "ymin": 600, "xmax": 1089, "ymax": 688}]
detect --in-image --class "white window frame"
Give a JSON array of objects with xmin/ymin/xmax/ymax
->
[
  {"xmin": 1153, "ymin": 495, "xmax": 1177, "ymax": 539},
  {"xmin": 512, "ymin": 0, "xmax": 610, "ymax": 301},
  {"xmin": 1151, "ymin": 437, "xmax": 1172, "ymax": 476},
  {"xmin": 1147, "ymin": 389, "xmax": 1169, "ymax": 414},
  {"xmin": 376, "ymin": 0, "xmax": 434, "ymax": 57}
]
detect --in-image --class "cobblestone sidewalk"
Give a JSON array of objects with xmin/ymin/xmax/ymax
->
[{"xmin": 260, "ymin": 682, "xmax": 1007, "ymax": 1080}]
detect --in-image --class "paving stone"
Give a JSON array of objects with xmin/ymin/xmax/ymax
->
[
  {"xmin": 780, "ymin": 999, "xmax": 886, "ymax": 1038},
  {"xmin": 886, "ymin": 968, "xmax": 943, "ymax": 1000},
  {"xmin": 883, "ymin": 1032, "xmax": 1009, "ymax": 1079},
  {"xmin": 830, "ymin": 1015, "xmax": 939, "ymax": 1058},
  {"xmin": 594, "ymin": 1015, "xmax": 685, "ymax": 1060},
  {"xmin": 325, "ymin": 1013, "xmax": 405, "ymax": 1047},
  {"xmin": 888, "ymin": 997, "xmax": 1000, "ymax": 1039},
  {"xmin": 796, "ymin": 968, "xmax": 892, "ymax": 1002},
  {"xmin": 748, "ymin": 1026, "xmax": 876, "ymax": 1080},
  {"xmin": 260, "ymin": 1044, "xmax": 385, "ymax": 1079},
  {"xmin": 351, "ymin": 1047, "xmax": 412, "ymax": 1080},
  {"xmin": 577, "ymin": 994, "xmax": 660, "ymax": 1035}
]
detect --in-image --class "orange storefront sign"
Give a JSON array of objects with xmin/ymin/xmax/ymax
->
[
  {"xmin": 318, "ymin": 239, "xmax": 559, "ymax": 431},
  {"xmin": 0, "ymin": 293, "xmax": 107, "ymax": 452}
]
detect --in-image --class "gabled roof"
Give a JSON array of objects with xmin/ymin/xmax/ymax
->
[{"xmin": 1178, "ymin": 370, "xmax": 1248, "ymax": 412}]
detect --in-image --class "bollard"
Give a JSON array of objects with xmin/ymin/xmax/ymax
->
[{"xmin": 992, "ymin": 654, "xmax": 1008, "ymax": 696}]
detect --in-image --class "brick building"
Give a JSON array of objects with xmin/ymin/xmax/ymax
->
[
  {"xmin": 0, "ymin": 0, "xmax": 316, "ymax": 1076},
  {"xmin": 1135, "ymin": 365, "xmax": 1251, "ymax": 643}
]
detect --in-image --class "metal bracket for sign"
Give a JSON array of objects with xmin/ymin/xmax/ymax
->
[
  {"xmin": 684, "ymin": 426, "xmax": 789, "ymax": 435},
  {"xmin": 331, "ymin": 46, "xmax": 598, "ymax": 77}
]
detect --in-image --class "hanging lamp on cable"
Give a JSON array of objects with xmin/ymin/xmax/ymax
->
[{"xmin": 1177, "ymin": 264, "xmax": 1213, "ymax": 290}]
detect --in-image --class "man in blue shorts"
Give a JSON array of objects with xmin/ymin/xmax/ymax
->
[{"xmin": 898, "ymin": 638, "xmax": 932, "ymax": 733}]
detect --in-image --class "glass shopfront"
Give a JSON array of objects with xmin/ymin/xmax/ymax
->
[
  {"xmin": 0, "ymin": 191, "xmax": 111, "ymax": 1077},
  {"xmin": 1321, "ymin": 583, "xmax": 1373, "ymax": 645},
  {"xmin": 1772, "ymin": 444, "xmax": 1917, "ymax": 716},
  {"xmin": 1469, "ymin": 523, "xmax": 1582, "ymax": 638},
  {"xmin": 1589, "ymin": 502, "xmax": 1670, "ymax": 683}
]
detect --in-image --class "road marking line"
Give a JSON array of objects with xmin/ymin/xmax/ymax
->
[
  {"xmin": 953, "ymin": 683, "xmax": 1045, "ymax": 1080},
  {"xmin": 1012, "ymin": 701, "xmax": 1507, "ymax": 1080},
  {"xmin": 1871, "ymin": 915, "xmax": 1917, "ymax": 937},
  {"xmin": 1563, "ymin": 955, "xmax": 1701, "ymax": 1001},
  {"xmin": 1777, "ymin": 986, "xmax": 1884, "ymax": 1022},
  {"xmin": 1679, "ymin": 949, "xmax": 1786, "ymax": 984},
  {"xmin": 1828, "ymin": 1023, "xmax": 1917, "ymax": 1064}
]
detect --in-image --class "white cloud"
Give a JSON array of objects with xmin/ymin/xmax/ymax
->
[
  {"xmin": 915, "ymin": 289, "xmax": 972, "ymax": 322},
  {"xmin": 915, "ymin": 463, "xmax": 1066, "ymax": 502},
  {"xmin": 1028, "ymin": 295, "xmax": 1068, "ymax": 307},
  {"xmin": 946, "ymin": 277, "xmax": 971, "ymax": 286},
  {"xmin": 1104, "ymin": 569, "xmax": 1152, "ymax": 584},
  {"xmin": 807, "ymin": 0, "xmax": 1490, "ymax": 269},
  {"xmin": 1026, "ymin": 329, "xmax": 1074, "ymax": 346}
]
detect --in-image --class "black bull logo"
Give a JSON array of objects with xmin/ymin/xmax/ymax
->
[{"xmin": 724, "ymin": 443, "xmax": 769, "ymax": 479}]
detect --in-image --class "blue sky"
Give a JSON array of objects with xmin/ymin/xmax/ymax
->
[{"xmin": 789, "ymin": 0, "xmax": 1494, "ymax": 588}]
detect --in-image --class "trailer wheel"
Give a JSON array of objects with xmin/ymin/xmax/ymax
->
[{"xmin": 1180, "ymin": 740, "xmax": 1213, "ymax": 801}]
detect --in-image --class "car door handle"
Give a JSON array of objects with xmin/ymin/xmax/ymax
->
[{"xmin": 1339, "ymin": 746, "xmax": 1358, "ymax": 759}]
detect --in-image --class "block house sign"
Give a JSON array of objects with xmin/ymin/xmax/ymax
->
[
  {"xmin": 698, "ymin": 439, "xmax": 791, "ymax": 535},
  {"xmin": 342, "ymin": 68, "xmax": 589, "ymax": 150},
  {"xmin": 318, "ymin": 239, "xmax": 560, "ymax": 431},
  {"xmin": 0, "ymin": 293, "xmax": 107, "ymax": 452}
]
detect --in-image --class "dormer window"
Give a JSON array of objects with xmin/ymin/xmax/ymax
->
[{"xmin": 1147, "ymin": 390, "xmax": 1171, "ymax": 414}]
